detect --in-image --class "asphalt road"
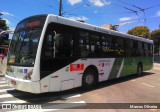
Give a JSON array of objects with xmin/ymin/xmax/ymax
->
[{"xmin": 0, "ymin": 63, "xmax": 160, "ymax": 112}]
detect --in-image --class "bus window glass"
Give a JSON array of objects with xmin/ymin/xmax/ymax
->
[
  {"xmin": 144, "ymin": 43, "xmax": 149, "ymax": 56},
  {"xmin": 8, "ymin": 15, "xmax": 46, "ymax": 66},
  {"xmin": 90, "ymin": 34, "xmax": 101, "ymax": 57},
  {"xmin": 114, "ymin": 37, "xmax": 124, "ymax": 57},
  {"xmin": 133, "ymin": 41, "xmax": 138, "ymax": 56},
  {"xmin": 79, "ymin": 31, "xmax": 90, "ymax": 57},
  {"xmin": 102, "ymin": 35, "xmax": 114, "ymax": 57},
  {"xmin": 45, "ymin": 34, "xmax": 54, "ymax": 58},
  {"xmin": 148, "ymin": 44, "xmax": 153, "ymax": 56},
  {"xmin": 138, "ymin": 42, "xmax": 143, "ymax": 56},
  {"xmin": 125, "ymin": 39, "xmax": 134, "ymax": 57}
]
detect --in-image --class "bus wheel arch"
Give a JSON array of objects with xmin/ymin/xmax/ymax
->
[
  {"xmin": 82, "ymin": 65, "xmax": 98, "ymax": 88},
  {"xmin": 137, "ymin": 62, "xmax": 143, "ymax": 76}
]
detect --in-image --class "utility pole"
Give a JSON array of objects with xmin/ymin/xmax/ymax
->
[{"xmin": 59, "ymin": 0, "xmax": 62, "ymax": 16}]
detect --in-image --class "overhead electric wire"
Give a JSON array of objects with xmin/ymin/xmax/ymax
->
[
  {"xmin": 111, "ymin": 3, "xmax": 140, "ymax": 24},
  {"xmin": 69, "ymin": 11, "xmax": 134, "ymax": 16},
  {"xmin": 116, "ymin": 0, "xmax": 160, "ymax": 11},
  {"xmin": 115, "ymin": 0, "xmax": 160, "ymax": 26},
  {"xmin": 115, "ymin": 0, "xmax": 147, "ymax": 25}
]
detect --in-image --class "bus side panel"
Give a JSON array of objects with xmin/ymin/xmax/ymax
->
[
  {"xmin": 119, "ymin": 56, "xmax": 153, "ymax": 77},
  {"xmin": 40, "ymin": 76, "xmax": 50, "ymax": 93},
  {"xmin": 48, "ymin": 66, "xmax": 74, "ymax": 92},
  {"xmin": 49, "ymin": 71, "xmax": 61, "ymax": 92},
  {"xmin": 137, "ymin": 57, "xmax": 153, "ymax": 71},
  {"xmin": 108, "ymin": 58, "xmax": 124, "ymax": 80},
  {"xmin": 72, "ymin": 59, "xmax": 92, "ymax": 88},
  {"xmin": 119, "ymin": 57, "xmax": 137, "ymax": 77},
  {"xmin": 48, "ymin": 59, "xmax": 92, "ymax": 92},
  {"xmin": 91, "ymin": 58, "xmax": 115, "ymax": 82}
]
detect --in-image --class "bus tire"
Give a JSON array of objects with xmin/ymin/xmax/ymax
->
[
  {"xmin": 137, "ymin": 63, "xmax": 143, "ymax": 76},
  {"xmin": 82, "ymin": 68, "xmax": 98, "ymax": 89}
]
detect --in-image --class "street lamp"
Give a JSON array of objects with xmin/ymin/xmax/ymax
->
[{"xmin": 61, "ymin": 3, "xmax": 90, "ymax": 16}]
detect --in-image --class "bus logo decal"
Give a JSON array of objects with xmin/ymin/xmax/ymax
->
[
  {"xmin": 70, "ymin": 64, "xmax": 84, "ymax": 72},
  {"xmin": 24, "ymin": 69, "xmax": 28, "ymax": 74}
]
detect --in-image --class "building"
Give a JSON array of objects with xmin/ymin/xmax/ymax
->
[{"xmin": 101, "ymin": 24, "xmax": 118, "ymax": 31}]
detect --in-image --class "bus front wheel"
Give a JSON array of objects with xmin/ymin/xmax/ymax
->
[{"xmin": 82, "ymin": 69, "xmax": 98, "ymax": 89}]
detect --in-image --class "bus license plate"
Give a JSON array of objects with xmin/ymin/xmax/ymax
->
[{"xmin": 11, "ymin": 80, "xmax": 16, "ymax": 85}]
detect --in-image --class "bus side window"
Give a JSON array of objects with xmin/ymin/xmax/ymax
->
[
  {"xmin": 58, "ymin": 34, "xmax": 73, "ymax": 57},
  {"xmin": 148, "ymin": 44, "xmax": 153, "ymax": 56},
  {"xmin": 45, "ymin": 34, "xmax": 54, "ymax": 58},
  {"xmin": 114, "ymin": 37, "xmax": 124, "ymax": 57},
  {"xmin": 144, "ymin": 43, "xmax": 149, "ymax": 56},
  {"xmin": 90, "ymin": 34, "xmax": 101, "ymax": 57},
  {"xmin": 138, "ymin": 42, "xmax": 143, "ymax": 56},
  {"xmin": 79, "ymin": 31, "xmax": 90, "ymax": 57},
  {"xmin": 133, "ymin": 41, "xmax": 138, "ymax": 56},
  {"xmin": 102, "ymin": 35, "xmax": 114, "ymax": 57},
  {"xmin": 125, "ymin": 39, "xmax": 133, "ymax": 57}
]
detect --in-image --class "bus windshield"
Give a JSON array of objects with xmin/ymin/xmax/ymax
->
[{"xmin": 8, "ymin": 15, "xmax": 47, "ymax": 66}]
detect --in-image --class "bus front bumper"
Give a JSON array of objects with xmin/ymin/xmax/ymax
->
[{"xmin": 5, "ymin": 75, "xmax": 41, "ymax": 94}]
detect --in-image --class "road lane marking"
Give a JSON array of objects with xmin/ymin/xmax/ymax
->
[
  {"xmin": 2, "ymin": 78, "xmax": 6, "ymax": 80},
  {"xmin": 142, "ymin": 83, "xmax": 155, "ymax": 88},
  {"xmin": 0, "ymin": 81, "xmax": 7, "ymax": 84},
  {"xmin": 0, "ymin": 84, "xmax": 9, "ymax": 88},
  {"xmin": 150, "ymin": 109, "xmax": 158, "ymax": 111},
  {"xmin": 61, "ymin": 94, "xmax": 81, "ymax": 99},
  {"xmin": 2, "ymin": 99, "xmax": 27, "ymax": 103},
  {"xmin": 8, "ymin": 101, "xmax": 86, "ymax": 112},
  {"xmin": 0, "ymin": 88, "xmax": 15, "ymax": 93}
]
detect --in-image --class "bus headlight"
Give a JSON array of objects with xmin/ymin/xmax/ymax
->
[{"xmin": 25, "ymin": 69, "xmax": 33, "ymax": 80}]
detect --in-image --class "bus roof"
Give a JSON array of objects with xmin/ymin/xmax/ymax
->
[{"xmin": 25, "ymin": 14, "xmax": 153, "ymax": 44}]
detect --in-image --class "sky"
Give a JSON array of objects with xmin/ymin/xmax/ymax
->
[{"xmin": 0, "ymin": 0, "xmax": 160, "ymax": 33}]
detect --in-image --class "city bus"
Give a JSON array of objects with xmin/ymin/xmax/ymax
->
[{"xmin": 5, "ymin": 14, "xmax": 153, "ymax": 93}]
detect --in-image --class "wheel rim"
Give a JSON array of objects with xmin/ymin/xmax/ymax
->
[{"xmin": 85, "ymin": 74, "xmax": 94, "ymax": 85}]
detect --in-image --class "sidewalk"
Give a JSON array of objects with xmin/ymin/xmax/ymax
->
[{"xmin": 0, "ymin": 57, "xmax": 7, "ymax": 77}]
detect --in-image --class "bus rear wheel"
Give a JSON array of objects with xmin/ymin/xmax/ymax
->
[
  {"xmin": 137, "ymin": 64, "xmax": 143, "ymax": 76},
  {"xmin": 82, "ymin": 69, "xmax": 97, "ymax": 89}
]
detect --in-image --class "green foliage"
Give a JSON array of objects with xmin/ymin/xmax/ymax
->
[
  {"xmin": 150, "ymin": 29, "xmax": 160, "ymax": 54},
  {"xmin": 0, "ymin": 18, "xmax": 8, "ymax": 30},
  {"xmin": 127, "ymin": 26, "xmax": 150, "ymax": 38}
]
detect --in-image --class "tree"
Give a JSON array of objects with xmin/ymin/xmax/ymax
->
[
  {"xmin": 0, "ymin": 18, "xmax": 8, "ymax": 30},
  {"xmin": 127, "ymin": 26, "xmax": 150, "ymax": 38},
  {"xmin": 0, "ymin": 18, "xmax": 9, "ymax": 46},
  {"xmin": 150, "ymin": 29, "xmax": 160, "ymax": 54}
]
